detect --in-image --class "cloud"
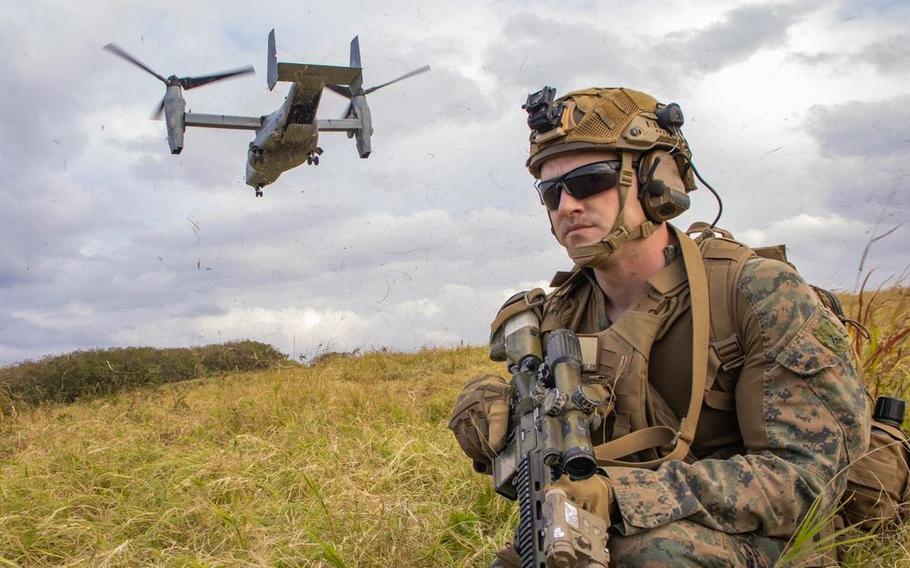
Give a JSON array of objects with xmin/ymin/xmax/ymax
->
[
  {"xmin": 854, "ymin": 36, "xmax": 910, "ymax": 74},
  {"xmin": 740, "ymin": 212, "xmax": 868, "ymax": 246},
  {"xmin": 111, "ymin": 306, "xmax": 369, "ymax": 357},
  {"xmin": 837, "ymin": 0, "xmax": 910, "ymax": 20},
  {"xmin": 482, "ymin": 2, "xmax": 818, "ymax": 99},
  {"xmin": 0, "ymin": 200, "xmax": 565, "ymax": 364},
  {"xmin": 801, "ymin": 95, "xmax": 910, "ymax": 227},
  {"xmin": 805, "ymin": 95, "xmax": 910, "ymax": 157},
  {"xmin": 1, "ymin": 1, "xmax": 908, "ymax": 365},
  {"xmin": 656, "ymin": 2, "xmax": 815, "ymax": 74},
  {"xmin": 483, "ymin": 13, "xmax": 642, "ymax": 91},
  {"xmin": 739, "ymin": 213, "xmax": 908, "ymax": 290},
  {"xmin": 791, "ymin": 35, "xmax": 910, "ymax": 75}
]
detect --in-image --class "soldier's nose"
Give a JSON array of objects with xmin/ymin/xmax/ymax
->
[{"xmin": 557, "ymin": 189, "xmax": 585, "ymax": 215}]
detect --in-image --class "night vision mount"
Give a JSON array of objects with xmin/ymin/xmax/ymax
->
[{"xmin": 523, "ymin": 86, "xmax": 564, "ymax": 134}]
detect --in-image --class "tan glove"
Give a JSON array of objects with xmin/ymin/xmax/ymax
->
[
  {"xmin": 448, "ymin": 374, "xmax": 511, "ymax": 473},
  {"xmin": 546, "ymin": 473, "xmax": 615, "ymax": 523}
]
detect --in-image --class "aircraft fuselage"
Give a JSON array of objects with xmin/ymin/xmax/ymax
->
[{"xmin": 245, "ymin": 83, "xmax": 320, "ymax": 189}]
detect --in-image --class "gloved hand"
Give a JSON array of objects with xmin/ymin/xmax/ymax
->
[
  {"xmin": 448, "ymin": 374, "xmax": 512, "ymax": 473},
  {"xmin": 546, "ymin": 473, "xmax": 616, "ymax": 524}
]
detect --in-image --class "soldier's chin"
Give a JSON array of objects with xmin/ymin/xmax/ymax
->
[{"xmin": 561, "ymin": 229, "xmax": 601, "ymax": 248}]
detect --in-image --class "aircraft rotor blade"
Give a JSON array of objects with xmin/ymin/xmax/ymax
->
[
  {"xmin": 363, "ymin": 65, "xmax": 430, "ymax": 95},
  {"xmin": 326, "ymin": 84, "xmax": 353, "ymax": 98},
  {"xmin": 103, "ymin": 43, "xmax": 167, "ymax": 84},
  {"xmin": 179, "ymin": 66, "xmax": 255, "ymax": 90},
  {"xmin": 152, "ymin": 96, "xmax": 166, "ymax": 120}
]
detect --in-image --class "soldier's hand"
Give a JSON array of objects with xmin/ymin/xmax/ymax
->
[
  {"xmin": 546, "ymin": 473, "xmax": 616, "ymax": 523},
  {"xmin": 448, "ymin": 374, "xmax": 511, "ymax": 473}
]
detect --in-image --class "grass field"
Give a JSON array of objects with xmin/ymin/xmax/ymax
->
[
  {"xmin": 0, "ymin": 288, "xmax": 907, "ymax": 566},
  {"xmin": 0, "ymin": 348, "xmax": 517, "ymax": 566}
]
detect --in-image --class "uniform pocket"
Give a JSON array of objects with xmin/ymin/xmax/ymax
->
[{"xmin": 775, "ymin": 307, "xmax": 847, "ymax": 376}]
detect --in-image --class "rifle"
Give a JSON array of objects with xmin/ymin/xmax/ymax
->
[{"xmin": 488, "ymin": 297, "xmax": 610, "ymax": 567}]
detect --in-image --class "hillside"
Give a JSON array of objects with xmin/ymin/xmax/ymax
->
[{"xmin": 0, "ymin": 347, "xmax": 517, "ymax": 567}]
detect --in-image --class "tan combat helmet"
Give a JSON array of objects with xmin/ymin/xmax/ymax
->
[{"xmin": 524, "ymin": 86, "xmax": 698, "ymax": 268}]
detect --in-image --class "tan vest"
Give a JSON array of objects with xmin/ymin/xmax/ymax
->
[
  {"xmin": 497, "ymin": 226, "xmax": 900, "ymax": 545},
  {"xmin": 532, "ymin": 228, "xmax": 756, "ymax": 468}
]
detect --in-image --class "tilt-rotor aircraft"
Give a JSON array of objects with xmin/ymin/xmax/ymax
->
[{"xmin": 104, "ymin": 30, "xmax": 430, "ymax": 196}]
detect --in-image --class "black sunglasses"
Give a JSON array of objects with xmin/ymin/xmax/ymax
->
[{"xmin": 535, "ymin": 160, "xmax": 622, "ymax": 211}]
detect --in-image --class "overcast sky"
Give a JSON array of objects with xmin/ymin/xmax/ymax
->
[{"xmin": 1, "ymin": 0, "xmax": 907, "ymax": 365}]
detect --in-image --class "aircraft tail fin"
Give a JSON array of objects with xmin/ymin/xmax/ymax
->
[
  {"xmin": 350, "ymin": 36, "xmax": 361, "ymax": 68},
  {"xmin": 267, "ymin": 29, "xmax": 278, "ymax": 91}
]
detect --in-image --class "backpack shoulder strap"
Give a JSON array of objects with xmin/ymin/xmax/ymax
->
[{"xmin": 694, "ymin": 227, "xmax": 757, "ymax": 412}]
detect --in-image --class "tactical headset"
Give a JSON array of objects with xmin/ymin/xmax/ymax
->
[
  {"xmin": 636, "ymin": 103, "xmax": 692, "ymax": 224},
  {"xmin": 525, "ymin": 87, "xmax": 724, "ymax": 269},
  {"xmin": 636, "ymin": 149, "xmax": 691, "ymax": 223}
]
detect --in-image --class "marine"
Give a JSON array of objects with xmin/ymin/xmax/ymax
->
[{"xmin": 448, "ymin": 86, "xmax": 869, "ymax": 566}]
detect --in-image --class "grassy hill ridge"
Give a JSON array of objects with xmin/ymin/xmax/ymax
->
[
  {"xmin": 0, "ymin": 347, "xmax": 516, "ymax": 567},
  {"xmin": 0, "ymin": 341, "xmax": 289, "ymax": 411}
]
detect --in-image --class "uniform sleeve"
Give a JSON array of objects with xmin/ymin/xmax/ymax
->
[{"xmin": 606, "ymin": 258, "xmax": 869, "ymax": 537}]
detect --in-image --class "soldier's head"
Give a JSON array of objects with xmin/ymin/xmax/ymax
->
[{"xmin": 524, "ymin": 87, "xmax": 696, "ymax": 268}]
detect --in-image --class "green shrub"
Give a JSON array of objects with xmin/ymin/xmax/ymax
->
[{"xmin": 0, "ymin": 341, "xmax": 291, "ymax": 409}]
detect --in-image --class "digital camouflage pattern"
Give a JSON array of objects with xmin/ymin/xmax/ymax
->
[
  {"xmin": 608, "ymin": 519, "xmax": 787, "ymax": 567},
  {"xmin": 555, "ymin": 256, "xmax": 867, "ymax": 565}
]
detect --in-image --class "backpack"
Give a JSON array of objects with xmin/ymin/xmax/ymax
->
[
  {"xmin": 689, "ymin": 223, "xmax": 910, "ymax": 531},
  {"xmin": 842, "ymin": 402, "xmax": 910, "ymax": 529}
]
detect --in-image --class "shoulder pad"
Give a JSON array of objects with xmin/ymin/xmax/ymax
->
[
  {"xmin": 685, "ymin": 221, "xmax": 735, "ymax": 240},
  {"xmin": 697, "ymin": 232, "xmax": 755, "ymax": 264},
  {"xmin": 550, "ymin": 266, "xmax": 590, "ymax": 289},
  {"xmin": 550, "ymin": 270, "xmax": 575, "ymax": 288}
]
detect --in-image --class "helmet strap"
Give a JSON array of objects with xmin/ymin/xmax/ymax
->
[{"xmin": 566, "ymin": 151, "xmax": 658, "ymax": 269}]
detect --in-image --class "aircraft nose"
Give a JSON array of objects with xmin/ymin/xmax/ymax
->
[{"xmin": 245, "ymin": 161, "xmax": 267, "ymax": 188}]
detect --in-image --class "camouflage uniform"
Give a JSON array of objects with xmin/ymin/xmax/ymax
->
[
  {"xmin": 541, "ymin": 252, "xmax": 868, "ymax": 566},
  {"xmin": 453, "ymin": 86, "xmax": 870, "ymax": 567}
]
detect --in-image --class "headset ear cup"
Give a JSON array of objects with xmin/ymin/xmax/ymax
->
[
  {"xmin": 642, "ymin": 185, "xmax": 669, "ymax": 222},
  {"xmin": 639, "ymin": 151, "xmax": 690, "ymax": 223}
]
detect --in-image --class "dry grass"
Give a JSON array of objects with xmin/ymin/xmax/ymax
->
[
  {"xmin": 839, "ymin": 286, "xmax": 910, "ymax": 400},
  {"xmin": 0, "ymin": 347, "xmax": 516, "ymax": 567}
]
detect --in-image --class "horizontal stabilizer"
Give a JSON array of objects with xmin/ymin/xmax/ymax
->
[
  {"xmin": 276, "ymin": 62, "xmax": 362, "ymax": 86},
  {"xmin": 267, "ymin": 29, "xmax": 364, "ymax": 91}
]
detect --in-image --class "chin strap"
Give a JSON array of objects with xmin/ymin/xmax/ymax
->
[{"xmin": 566, "ymin": 151, "xmax": 658, "ymax": 269}]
